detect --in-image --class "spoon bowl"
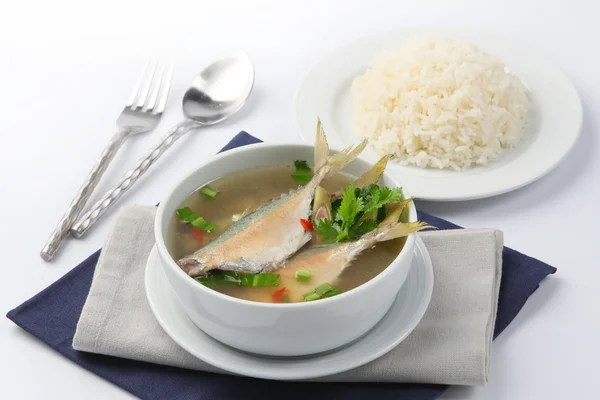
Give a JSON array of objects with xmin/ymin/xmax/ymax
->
[{"xmin": 183, "ymin": 53, "xmax": 255, "ymax": 125}]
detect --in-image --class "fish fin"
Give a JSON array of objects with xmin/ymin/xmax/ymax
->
[
  {"xmin": 279, "ymin": 188, "xmax": 297, "ymax": 199},
  {"xmin": 354, "ymin": 154, "xmax": 392, "ymax": 187},
  {"xmin": 367, "ymin": 199, "xmax": 433, "ymax": 241},
  {"xmin": 380, "ymin": 199, "xmax": 412, "ymax": 226},
  {"xmin": 314, "ymin": 119, "xmax": 330, "ymax": 170},
  {"xmin": 322, "ymin": 139, "xmax": 367, "ymax": 179},
  {"xmin": 314, "ymin": 119, "xmax": 367, "ymax": 179},
  {"xmin": 378, "ymin": 221, "xmax": 434, "ymax": 241}
]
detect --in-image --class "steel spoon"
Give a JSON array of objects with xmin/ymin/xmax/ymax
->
[{"xmin": 70, "ymin": 53, "xmax": 255, "ymax": 238}]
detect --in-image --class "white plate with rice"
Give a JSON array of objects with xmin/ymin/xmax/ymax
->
[{"xmin": 293, "ymin": 27, "xmax": 582, "ymax": 201}]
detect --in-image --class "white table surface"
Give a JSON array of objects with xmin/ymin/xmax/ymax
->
[{"xmin": 1, "ymin": 0, "xmax": 598, "ymax": 398}]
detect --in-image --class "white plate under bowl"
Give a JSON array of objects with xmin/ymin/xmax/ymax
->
[
  {"xmin": 294, "ymin": 27, "xmax": 583, "ymax": 201},
  {"xmin": 145, "ymin": 236, "xmax": 434, "ymax": 380}
]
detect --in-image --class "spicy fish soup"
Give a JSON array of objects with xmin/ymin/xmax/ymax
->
[{"xmin": 168, "ymin": 163, "xmax": 407, "ymax": 303}]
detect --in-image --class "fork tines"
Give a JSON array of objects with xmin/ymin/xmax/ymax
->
[{"xmin": 126, "ymin": 61, "xmax": 173, "ymax": 114}]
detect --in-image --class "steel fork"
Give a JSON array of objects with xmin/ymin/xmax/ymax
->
[{"xmin": 40, "ymin": 62, "xmax": 173, "ymax": 261}]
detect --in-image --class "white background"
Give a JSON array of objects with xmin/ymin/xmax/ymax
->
[{"xmin": 1, "ymin": 0, "xmax": 598, "ymax": 398}]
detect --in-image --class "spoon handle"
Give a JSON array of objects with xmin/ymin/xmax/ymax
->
[
  {"xmin": 70, "ymin": 119, "xmax": 198, "ymax": 238},
  {"xmin": 40, "ymin": 128, "xmax": 131, "ymax": 261}
]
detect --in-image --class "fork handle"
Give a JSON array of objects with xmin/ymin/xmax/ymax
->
[
  {"xmin": 40, "ymin": 127, "xmax": 131, "ymax": 261},
  {"xmin": 70, "ymin": 119, "xmax": 198, "ymax": 238}
]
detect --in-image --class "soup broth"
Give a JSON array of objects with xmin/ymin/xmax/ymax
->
[{"xmin": 169, "ymin": 164, "xmax": 406, "ymax": 303}]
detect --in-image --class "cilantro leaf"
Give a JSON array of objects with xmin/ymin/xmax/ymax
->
[
  {"xmin": 349, "ymin": 219, "xmax": 379, "ymax": 240},
  {"xmin": 330, "ymin": 197, "xmax": 342, "ymax": 220},
  {"xmin": 315, "ymin": 182, "xmax": 405, "ymax": 244},
  {"xmin": 377, "ymin": 205, "xmax": 387, "ymax": 223},
  {"xmin": 363, "ymin": 186, "xmax": 404, "ymax": 214},
  {"xmin": 335, "ymin": 183, "xmax": 364, "ymax": 229},
  {"xmin": 360, "ymin": 184, "xmax": 380, "ymax": 200},
  {"xmin": 291, "ymin": 160, "xmax": 312, "ymax": 184},
  {"xmin": 379, "ymin": 186, "xmax": 404, "ymax": 203},
  {"xmin": 336, "ymin": 228, "xmax": 350, "ymax": 243},
  {"xmin": 176, "ymin": 207, "xmax": 216, "ymax": 232},
  {"xmin": 315, "ymin": 220, "xmax": 339, "ymax": 244}
]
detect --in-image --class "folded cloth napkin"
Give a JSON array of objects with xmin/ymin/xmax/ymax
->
[
  {"xmin": 7, "ymin": 132, "xmax": 557, "ymax": 400},
  {"xmin": 72, "ymin": 204, "xmax": 503, "ymax": 386}
]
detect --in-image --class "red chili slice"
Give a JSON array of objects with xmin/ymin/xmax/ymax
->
[
  {"xmin": 192, "ymin": 228, "xmax": 204, "ymax": 242},
  {"xmin": 272, "ymin": 287, "xmax": 289, "ymax": 303},
  {"xmin": 300, "ymin": 218, "xmax": 314, "ymax": 232}
]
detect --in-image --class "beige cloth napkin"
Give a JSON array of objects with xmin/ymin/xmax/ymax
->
[{"xmin": 73, "ymin": 205, "xmax": 503, "ymax": 386}]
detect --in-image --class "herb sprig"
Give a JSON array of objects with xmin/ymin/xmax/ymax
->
[{"xmin": 315, "ymin": 183, "xmax": 404, "ymax": 244}]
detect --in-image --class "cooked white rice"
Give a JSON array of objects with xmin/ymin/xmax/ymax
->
[{"xmin": 351, "ymin": 37, "xmax": 528, "ymax": 170}]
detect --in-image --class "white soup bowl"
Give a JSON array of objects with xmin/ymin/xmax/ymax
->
[{"xmin": 154, "ymin": 142, "xmax": 417, "ymax": 356}]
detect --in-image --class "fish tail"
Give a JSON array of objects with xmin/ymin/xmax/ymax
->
[
  {"xmin": 321, "ymin": 140, "xmax": 368, "ymax": 179},
  {"xmin": 363, "ymin": 199, "xmax": 433, "ymax": 242},
  {"xmin": 380, "ymin": 199, "xmax": 412, "ymax": 226},
  {"xmin": 313, "ymin": 119, "xmax": 367, "ymax": 179},
  {"xmin": 354, "ymin": 154, "xmax": 392, "ymax": 187},
  {"xmin": 315, "ymin": 140, "xmax": 367, "ymax": 182},
  {"xmin": 378, "ymin": 221, "xmax": 433, "ymax": 241},
  {"xmin": 314, "ymin": 119, "xmax": 330, "ymax": 170}
]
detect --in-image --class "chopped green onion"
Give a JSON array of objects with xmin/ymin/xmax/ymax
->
[
  {"xmin": 196, "ymin": 271, "xmax": 280, "ymax": 288},
  {"xmin": 303, "ymin": 292, "xmax": 321, "ymax": 302},
  {"xmin": 239, "ymin": 273, "xmax": 280, "ymax": 287},
  {"xmin": 323, "ymin": 288, "xmax": 342, "ymax": 297},
  {"xmin": 302, "ymin": 282, "xmax": 343, "ymax": 301},
  {"xmin": 295, "ymin": 269, "xmax": 311, "ymax": 282},
  {"xmin": 195, "ymin": 272, "xmax": 241, "ymax": 288},
  {"xmin": 315, "ymin": 283, "xmax": 334, "ymax": 295},
  {"xmin": 291, "ymin": 160, "xmax": 312, "ymax": 184},
  {"xmin": 200, "ymin": 185, "xmax": 219, "ymax": 199},
  {"xmin": 176, "ymin": 207, "xmax": 216, "ymax": 232}
]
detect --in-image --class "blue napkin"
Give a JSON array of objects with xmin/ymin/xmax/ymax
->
[{"xmin": 7, "ymin": 132, "xmax": 556, "ymax": 400}]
